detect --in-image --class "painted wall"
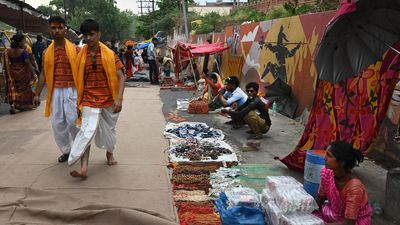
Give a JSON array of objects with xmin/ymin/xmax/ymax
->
[{"xmin": 191, "ymin": 11, "xmax": 336, "ymax": 116}]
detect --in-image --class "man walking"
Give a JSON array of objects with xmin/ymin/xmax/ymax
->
[
  {"xmin": 147, "ymin": 37, "xmax": 159, "ymax": 84},
  {"xmin": 68, "ymin": 19, "xmax": 125, "ymax": 178},
  {"xmin": 35, "ymin": 16, "xmax": 80, "ymax": 163}
]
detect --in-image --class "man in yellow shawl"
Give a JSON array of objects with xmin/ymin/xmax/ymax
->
[
  {"xmin": 68, "ymin": 19, "xmax": 125, "ymax": 178},
  {"xmin": 35, "ymin": 16, "xmax": 80, "ymax": 163}
]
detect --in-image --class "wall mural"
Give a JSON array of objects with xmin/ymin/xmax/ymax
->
[
  {"xmin": 259, "ymin": 25, "xmax": 302, "ymax": 83},
  {"xmin": 189, "ymin": 10, "xmax": 400, "ymax": 168},
  {"xmin": 235, "ymin": 12, "xmax": 335, "ymax": 115}
]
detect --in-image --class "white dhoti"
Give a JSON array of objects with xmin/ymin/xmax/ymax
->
[
  {"xmin": 68, "ymin": 106, "xmax": 119, "ymax": 166},
  {"xmin": 51, "ymin": 87, "xmax": 79, "ymax": 154}
]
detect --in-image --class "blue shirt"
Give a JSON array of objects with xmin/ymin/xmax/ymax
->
[{"xmin": 224, "ymin": 87, "xmax": 248, "ymax": 106}]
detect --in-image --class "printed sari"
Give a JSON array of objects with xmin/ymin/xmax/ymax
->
[
  {"xmin": 314, "ymin": 168, "xmax": 372, "ymax": 225},
  {"xmin": 2, "ymin": 49, "xmax": 34, "ymax": 110}
]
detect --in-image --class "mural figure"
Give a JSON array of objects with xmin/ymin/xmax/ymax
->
[
  {"xmin": 260, "ymin": 26, "xmax": 302, "ymax": 82},
  {"xmin": 231, "ymin": 25, "xmax": 240, "ymax": 55}
]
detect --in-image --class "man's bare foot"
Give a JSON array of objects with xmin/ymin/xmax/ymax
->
[
  {"xmin": 106, "ymin": 152, "xmax": 118, "ymax": 166},
  {"xmin": 70, "ymin": 170, "xmax": 88, "ymax": 179}
]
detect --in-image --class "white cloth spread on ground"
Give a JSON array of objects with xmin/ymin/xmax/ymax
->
[
  {"xmin": 68, "ymin": 106, "xmax": 119, "ymax": 166},
  {"xmin": 51, "ymin": 87, "xmax": 79, "ymax": 154}
]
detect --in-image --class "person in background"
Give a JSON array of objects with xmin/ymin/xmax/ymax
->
[
  {"xmin": 223, "ymin": 82, "xmax": 271, "ymax": 139},
  {"xmin": 201, "ymin": 72, "xmax": 222, "ymax": 109},
  {"xmin": 1, "ymin": 33, "xmax": 36, "ymax": 114},
  {"xmin": 68, "ymin": 19, "xmax": 125, "ymax": 179},
  {"xmin": 25, "ymin": 42, "xmax": 39, "ymax": 74},
  {"xmin": 32, "ymin": 35, "xmax": 47, "ymax": 72},
  {"xmin": 110, "ymin": 40, "xmax": 118, "ymax": 55},
  {"xmin": 134, "ymin": 50, "xmax": 142, "ymax": 71},
  {"xmin": 162, "ymin": 56, "xmax": 172, "ymax": 77},
  {"xmin": 314, "ymin": 141, "xmax": 372, "ymax": 225},
  {"xmin": 216, "ymin": 76, "xmax": 248, "ymax": 127},
  {"xmin": 147, "ymin": 37, "xmax": 159, "ymax": 84},
  {"xmin": 35, "ymin": 16, "xmax": 80, "ymax": 163},
  {"xmin": 124, "ymin": 45, "xmax": 134, "ymax": 80}
]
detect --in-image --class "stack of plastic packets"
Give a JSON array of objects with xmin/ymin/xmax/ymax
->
[
  {"xmin": 261, "ymin": 176, "xmax": 324, "ymax": 225},
  {"xmin": 209, "ymin": 167, "xmax": 241, "ymax": 198},
  {"xmin": 225, "ymin": 187, "xmax": 262, "ymax": 209}
]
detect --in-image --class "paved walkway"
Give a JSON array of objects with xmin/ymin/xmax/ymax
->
[{"xmin": 0, "ymin": 86, "xmax": 177, "ymax": 225}]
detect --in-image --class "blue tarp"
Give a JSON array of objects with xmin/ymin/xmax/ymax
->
[{"xmin": 137, "ymin": 42, "xmax": 150, "ymax": 49}]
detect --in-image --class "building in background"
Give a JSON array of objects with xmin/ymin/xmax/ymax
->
[{"xmin": 189, "ymin": 0, "xmax": 247, "ymax": 16}]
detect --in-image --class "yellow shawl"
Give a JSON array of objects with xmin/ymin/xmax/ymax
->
[
  {"xmin": 76, "ymin": 42, "xmax": 119, "ymax": 111},
  {"xmin": 43, "ymin": 39, "xmax": 78, "ymax": 117}
]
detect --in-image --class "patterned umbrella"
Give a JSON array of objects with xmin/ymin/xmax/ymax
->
[{"xmin": 316, "ymin": 0, "xmax": 400, "ymax": 83}]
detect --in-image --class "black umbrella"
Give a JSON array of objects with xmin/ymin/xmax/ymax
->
[{"xmin": 316, "ymin": 0, "xmax": 400, "ymax": 83}]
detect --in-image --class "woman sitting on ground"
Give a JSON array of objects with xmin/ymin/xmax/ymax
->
[
  {"xmin": 201, "ymin": 72, "xmax": 222, "ymax": 109},
  {"xmin": 314, "ymin": 141, "xmax": 372, "ymax": 225}
]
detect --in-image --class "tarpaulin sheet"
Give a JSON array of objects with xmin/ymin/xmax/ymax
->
[
  {"xmin": 183, "ymin": 42, "xmax": 229, "ymax": 56},
  {"xmin": 0, "ymin": 87, "xmax": 178, "ymax": 225}
]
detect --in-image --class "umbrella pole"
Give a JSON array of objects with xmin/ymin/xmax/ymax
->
[
  {"xmin": 189, "ymin": 57, "xmax": 198, "ymax": 90},
  {"xmin": 214, "ymin": 54, "xmax": 224, "ymax": 78}
]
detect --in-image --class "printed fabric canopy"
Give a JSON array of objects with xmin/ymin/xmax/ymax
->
[{"xmin": 172, "ymin": 42, "xmax": 228, "ymax": 79}]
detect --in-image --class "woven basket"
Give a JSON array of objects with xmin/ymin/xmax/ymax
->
[{"xmin": 188, "ymin": 100, "xmax": 209, "ymax": 114}]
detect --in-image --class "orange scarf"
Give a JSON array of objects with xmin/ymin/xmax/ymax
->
[
  {"xmin": 43, "ymin": 39, "xmax": 78, "ymax": 117},
  {"xmin": 76, "ymin": 42, "xmax": 119, "ymax": 111}
]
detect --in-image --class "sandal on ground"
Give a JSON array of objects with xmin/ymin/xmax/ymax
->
[{"xmin": 58, "ymin": 153, "xmax": 70, "ymax": 163}]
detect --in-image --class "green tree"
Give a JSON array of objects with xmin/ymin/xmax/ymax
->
[{"xmin": 37, "ymin": 0, "xmax": 135, "ymax": 40}]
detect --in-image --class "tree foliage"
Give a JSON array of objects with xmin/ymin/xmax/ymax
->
[
  {"xmin": 135, "ymin": 0, "xmax": 196, "ymax": 39},
  {"xmin": 191, "ymin": 0, "xmax": 340, "ymax": 35},
  {"xmin": 37, "ymin": 0, "xmax": 136, "ymax": 40}
]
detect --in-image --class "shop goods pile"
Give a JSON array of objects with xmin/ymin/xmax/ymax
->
[
  {"xmin": 225, "ymin": 187, "xmax": 262, "ymax": 209},
  {"xmin": 216, "ymin": 188, "xmax": 265, "ymax": 225},
  {"xmin": 172, "ymin": 167, "xmax": 211, "ymax": 193},
  {"xmin": 176, "ymin": 201, "xmax": 221, "ymax": 225},
  {"xmin": 165, "ymin": 122, "xmax": 224, "ymax": 140},
  {"xmin": 174, "ymin": 190, "xmax": 211, "ymax": 202},
  {"xmin": 209, "ymin": 167, "xmax": 241, "ymax": 198},
  {"xmin": 177, "ymin": 98, "xmax": 191, "ymax": 111},
  {"xmin": 165, "ymin": 122, "xmax": 235, "ymax": 225},
  {"xmin": 262, "ymin": 176, "xmax": 323, "ymax": 225},
  {"xmin": 188, "ymin": 100, "xmax": 209, "ymax": 114},
  {"xmin": 169, "ymin": 139, "xmax": 237, "ymax": 162}
]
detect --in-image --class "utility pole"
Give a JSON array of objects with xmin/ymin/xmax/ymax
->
[
  {"xmin": 181, "ymin": 0, "xmax": 189, "ymax": 40},
  {"xmin": 63, "ymin": 0, "xmax": 69, "ymax": 39}
]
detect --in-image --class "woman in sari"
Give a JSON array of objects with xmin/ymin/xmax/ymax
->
[
  {"xmin": 201, "ymin": 72, "xmax": 223, "ymax": 109},
  {"xmin": 314, "ymin": 141, "xmax": 372, "ymax": 225},
  {"xmin": 124, "ymin": 45, "xmax": 134, "ymax": 80},
  {"xmin": 2, "ymin": 33, "xmax": 36, "ymax": 114}
]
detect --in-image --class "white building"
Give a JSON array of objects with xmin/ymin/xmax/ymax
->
[{"xmin": 189, "ymin": 0, "xmax": 247, "ymax": 16}]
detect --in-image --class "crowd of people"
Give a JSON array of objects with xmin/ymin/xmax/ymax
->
[
  {"xmin": 196, "ymin": 71, "xmax": 371, "ymax": 224},
  {"xmin": 2, "ymin": 16, "xmax": 124, "ymax": 179},
  {"xmin": 1, "ymin": 14, "xmax": 372, "ymax": 224}
]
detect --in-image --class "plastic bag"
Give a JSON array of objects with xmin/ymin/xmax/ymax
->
[
  {"xmin": 261, "ymin": 188, "xmax": 275, "ymax": 203},
  {"xmin": 177, "ymin": 98, "xmax": 191, "ymax": 111},
  {"xmin": 266, "ymin": 176, "xmax": 302, "ymax": 192},
  {"xmin": 273, "ymin": 187, "xmax": 318, "ymax": 214},
  {"xmin": 263, "ymin": 200, "xmax": 283, "ymax": 225},
  {"xmin": 225, "ymin": 187, "xmax": 261, "ymax": 208},
  {"xmin": 281, "ymin": 212, "xmax": 324, "ymax": 225},
  {"xmin": 216, "ymin": 192, "xmax": 265, "ymax": 225}
]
